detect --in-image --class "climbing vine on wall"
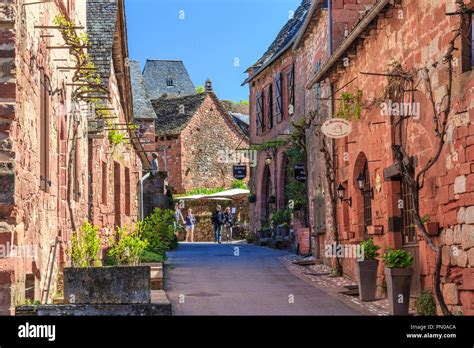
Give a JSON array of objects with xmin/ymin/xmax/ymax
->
[{"xmin": 335, "ymin": 89, "xmax": 363, "ymax": 120}]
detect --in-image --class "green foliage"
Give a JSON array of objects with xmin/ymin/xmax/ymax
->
[
  {"xmin": 270, "ymin": 209, "xmax": 292, "ymax": 226},
  {"xmin": 335, "ymin": 89, "xmax": 363, "ymax": 120},
  {"xmin": 231, "ymin": 179, "xmax": 247, "ymax": 189},
  {"xmin": 360, "ymin": 238, "xmax": 381, "ymax": 261},
  {"xmin": 137, "ymin": 208, "xmax": 178, "ymax": 256},
  {"xmin": 239, "ymin": 100, "xmax": 249, "ymax": 106},
  {"xmin": 108, "ymin": 130, "xmax": 126, "ymax": 146},
  {"xmin": 415, "ymin": 290, "xmax": 437, "ymax": 316},
  {"xmin": 196, "ymin": 86, "xmax": 205, "ymax": 93},
  {"xmin": 69, "ymin": 222, "xmax": 101, "ymax": 268},
  {"xmin": 178, "ymin": 187, "xmax": 226, "ymax": 197},
  {"xmin": 249, "ymin": 140, "xmax": 287, "ymax": 152},
  {"xmin": 140, "ymin": 250, "xmax": 167, "ymax": 263},
  {"xmin": 107, "ymin": 226, "xmax": 148, "ymax": 266},
  {"xmin": 421, "ymin": 214, "xmax": 431, "ymax": 224},
  {"xmin": 383, "ymin": 248, "xmax": 414, "ymax": 268}
]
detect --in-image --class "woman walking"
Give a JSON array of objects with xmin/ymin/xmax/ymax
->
[
  {"xmin": 212, "ymin": 205, "xmax": 225, "ymax": 244},
  {"xmin": 224, "ymin": 207, "xmax": 234, "ymax": 243},
  {"xmin": 184, "ymin": 208, "xmax": 196, "ymax": 243}
]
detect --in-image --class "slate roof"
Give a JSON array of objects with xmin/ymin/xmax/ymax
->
[
  {"xmin": 243, "ymin": 0, "xmax": 312, "ymax": 84},
  {"xmin": 151, "ymin": 93, "xmax": 207, "ymax": 136},
  {"xmin": 129, "ymin": 60, "xmax": 156, "ymax": 119},
  {"xmin": 86, "ymin": 0, "xmax": 119, "ymax": 87},
  {"xmin": 229, "ymin": 112, "xmax": 250, "ymax": 138},
  {"xmin": 143, "ymin": 60, "xmax": 196, "ymax": 99}
]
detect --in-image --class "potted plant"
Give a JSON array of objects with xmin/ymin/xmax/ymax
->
[
  {"xmin": 421, "ymin": 214, "xmax": 439, "ymax": 236},
  {"xmin": 383, "ymin": 248, "xmax": 414, "ymax": 315},
  {"xmin": 357, "ymin": 238, "xmax": 381, "ymax": 302}
]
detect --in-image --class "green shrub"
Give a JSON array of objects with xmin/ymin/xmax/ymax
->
[
  {"xmin": 231, "ymin": 179, "xmax": 247, "ymax": 189},
  {"xmin": 360, "ymin": 238, "xmax": 380, "ymax": 261},
  {"xmin": 140, "ymin": 250, "xmax": 167, "ymax": 263},
  {"xmin": 270, "ymin": 209, "xmax": 292, "ymax": 226},
  {"xmin": 137, "ymin": 208, "xmax": 178, "ymax": 256},
  {"xmin": 107, "ymin": 226, "xmax": 148, "ymax": 266},
  {"xmin": 383, "ymin": 248, "xmax": 414, "ymax": 268},
  {"xmin": 69, "ymin": 222, "xmax": 102, "ymax": 268},
  {"xmin": 415, "ymin": 290, "xmax": 436, "ymax": 316}
]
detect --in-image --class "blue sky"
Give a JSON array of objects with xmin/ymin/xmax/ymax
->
[{"xmin": 125, "ymin": 0, "xmax": 301, "ymax": 102}]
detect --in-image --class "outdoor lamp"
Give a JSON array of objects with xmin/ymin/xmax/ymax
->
[
  {"xmin": 265, "ymin": 154, "xmax": 273, "ymax": 165},
  {"xmin": 336, "ymin": 183, "xmax": 352, "ymax": 207},
  {"xmin": 356, "ymin": 172, "xmax": 366, "ymax": 190},
  {"xmin": 356, "ymin": 172, "xmax": 374, "ymax": 199}
]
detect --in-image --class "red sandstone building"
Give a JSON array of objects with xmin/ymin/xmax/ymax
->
[
  {"xmin": 247, "ymin": 0, "xmax": 474, "ymax": 314},
  {"xmin": 0, "ymin": 0, "xmax": 149, "ymax": 314}
]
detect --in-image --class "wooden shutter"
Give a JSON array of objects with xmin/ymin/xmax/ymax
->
[
  {"xmin": 256, "ymin": 91, "xmax": 264, "ymax": 135},
  {"xmin": 268, "ymin": 84, "xmax": 273, "ymax": 129},
  {"xmin": 275, "ymin": 73, "xmax": 282, "ymax": 123},
  {"xmin": 313, "ymin": 185, "xmax": 326, "ymax": 232},
  {"xmin": 289, "ymin": 63, "xmax": 295, "ymax": 115}
]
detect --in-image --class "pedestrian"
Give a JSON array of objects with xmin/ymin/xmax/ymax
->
[
  {"xmin": 174, "ymin": 202, "xmax": 185, "ymax": 236},
  {"xmin": 224, "ymin": 207, "xmax": 234, "ymax": 243},
  {"xmin": 184, "ymin": 208, "xmax": 196, "ymax": 243},
  {"xmin": 212, "ymin": 205, "xmax": 225, "ymax": 244}
]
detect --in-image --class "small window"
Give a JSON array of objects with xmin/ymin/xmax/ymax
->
[
  {"xmin": 125, "ymin": 167, "xmax": 131, "ymax": 216},
  {"xmin": 102, "ymin": 162, "xmax": 107, "ymax": 205},
  {"xmin": 166, "ymin": 78, "xmax": 174, "ymax": 86},
  {"xmin": 40, "ymin": 70, "xmax": 50, "ymax": 192},
  {"xmin": 461, "ymin": 13, "xmax": 473, "ymax": 72}
]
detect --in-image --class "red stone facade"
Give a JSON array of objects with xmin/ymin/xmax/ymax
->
[
  {"xmin": 248, "ymin": 0, "xmax": 474, "ymax": 314},
  {"xmin": 0, "ymin": 0, "xmax": 147, "ymax": 314}
]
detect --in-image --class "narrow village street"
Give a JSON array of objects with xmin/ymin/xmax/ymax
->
[{"xmin": 166, "ymin": 243, "xmax": 362, "ymax": 315}]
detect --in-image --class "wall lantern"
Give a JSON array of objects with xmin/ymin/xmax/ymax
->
[
  {"xmin": 265, "ymin": 154, "xmax": 273, "ymax": 166},
  {"xmin": 336, "ymin": 183, "xmax": 352, "ymax": 207},
  {"xmin": 356, "ymin": 172, "xmax": 374, "ymax": 199}
]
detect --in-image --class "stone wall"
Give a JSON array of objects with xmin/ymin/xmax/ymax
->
[{"xmin": 179, "ymin": 199, "xmax": 249, "ymax": 242}]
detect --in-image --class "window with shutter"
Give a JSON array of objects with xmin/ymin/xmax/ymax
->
[
  {"xmin": 256, "ymin": 92, "xmax": 263, "ymax": 135},
  {"xmin": 268, "ymin": 84, "xmax": 273, "ymax": 129},
  {"xmin": 315, "ymin": 60, "xmax": 321, "ymax": 113},
  {"xmin": 275, "ymin": 73, "xmax": 282, "ymax": 123},
  {"xmin": 40, "ymin": 71, "xmax": 50, "ymax": 192},
  {"xmin": 288, "ymin": 63, "xmax": 295, "ymax": 115},
  {"xmin": 313, "ymin": 185, "xmax": 326, "ymax": 232},
  {"xmin": 74, "ymin": 138, "xmax": 80, "ymax": 202}
]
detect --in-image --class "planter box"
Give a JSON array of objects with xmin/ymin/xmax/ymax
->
[
  {"xmin": 367, "ymin": 225, "xmax": 384, "ymax": 235},
  {"xmin": 424, "ymin": 222, "xmax": 439, "ymax": 236},
  {"xmin": 141, "ymin": 262, "xmax": 163, "ymax": 290},
  {"xmin": 277, "ymin": 224, "xmax": 290, "ymax": 237},
  {"xmin": 357, "ymin": 260, "xmax": 378, "ymax": 302},
  {"xmin": 384, "ymin": 267, "xmax": 413, "ymax": 315},
  {"xmin": 64, "ymin": 266, "xmax": 151, "ymax": 304}
]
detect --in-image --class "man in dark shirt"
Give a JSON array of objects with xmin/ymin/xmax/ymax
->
[{"xmin": 212, "ymin": 205, "xmax": 225, "ymax": 244}]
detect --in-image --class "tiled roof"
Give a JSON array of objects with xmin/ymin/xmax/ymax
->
[
  {"xmin": 143, "ymin": 60, "xmax": 196, "ymax": 99},
  {"xmin": 129, "ymin": 60, "xmax": 156, "ymax": 119},
  {"xmin": 151, "ymin": 93, "xmax": 207, "ymax": 136},
  {"xmin": 243, "ymin": 0, "xmax": 312, "ymax": 84},
  {"xmin": 86, "ymin": 0, "xmax": 118, "ymax": 87}
]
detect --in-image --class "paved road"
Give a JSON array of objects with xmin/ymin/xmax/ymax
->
[{"xmin": 165, "ymin": 242, "xmax": 363, "ymax": 315}]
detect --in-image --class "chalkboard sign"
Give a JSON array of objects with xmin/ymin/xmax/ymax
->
[
  {"xmin": 294, "ymin": 164, "xmax": 306, "ymax": 183},
  {"xmin": 233, "ymin": 165, "xmax": 247, "ymax": 180}
]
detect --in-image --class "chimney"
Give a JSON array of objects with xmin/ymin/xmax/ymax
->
[{"xmin": 205, "ymin": 78, "xmax": 213, "ymax": 93}]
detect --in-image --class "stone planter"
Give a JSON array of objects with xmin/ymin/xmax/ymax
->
[
  {"xmin": 384, "ymin": 267, "xmax": 413, "ymax": 315},
  {"xmin": 277, "ymin": 224, "xmax": 290, "ymax": 237},
  {"xmin": 357, "ymin": 260, "xmax": 378, "ymax": 302},
  {"xmin": 64, "ymin": 266, "xmax": 151, "ymax": 304}
]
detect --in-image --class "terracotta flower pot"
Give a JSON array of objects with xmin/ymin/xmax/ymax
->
[
  {"xmin": 357, "ymin": 259, "xmax": 379, "ymax": 302},
  {"xmin": 384, "ymin": 267, "xmax": 413, "ymax": 315}
]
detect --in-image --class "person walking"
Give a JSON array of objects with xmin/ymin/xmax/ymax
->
[
  {"xmin": 174, "ymin": 202, "xmax": 185, "ymax": 236},
  {"xmin": 184, "ymin": 208, "xmax": 196, "ymax": 243},
  {"xmin": 224, "ymin": 207, "xmax": 234, "ymax": 243},
  {"xmin": 212, "ymin": 205, "xmax": 225, "ymax": 244}
]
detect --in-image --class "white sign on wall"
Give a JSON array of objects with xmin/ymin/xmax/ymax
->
[{"xmin": 321, "ymin": 118, "xmax": 352, "ymax": 139}]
